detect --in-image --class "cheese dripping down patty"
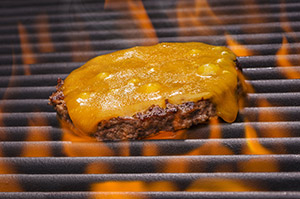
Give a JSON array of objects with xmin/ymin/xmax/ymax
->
[{"xmin": 63, "ymin": 42, "xmax": 239, "ymax": 134}]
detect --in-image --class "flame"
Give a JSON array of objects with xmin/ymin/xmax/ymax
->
[
  {"xmin": 20, "ymin": 112, "xmax": 52, "ymax": 157},
  {"xmin": 145, "ymin": 130, "xmax": 187, "ymax": 140},
  {"xmin": 92, "ymin": 193, "xmax": 144, "ymax": 199},
  {"xmin": 185, "ymin": 118, "xmax": 234, "ymax": 155},
  {"xmin": 238, "ymin": 0, "xmax": 268, "ymax": 34},
  {"xmin": 63, "ymin": 142, "xmax": 114, "ymax": 157},
  {"xmin": 91, "ymin": 181, "xmax": 177, "ymax": 192},
  {"xmin": 239, "ymin": 157, "xmax": 279, "ymax": 172},
  {"xmin": 142, "ymin": 142, "xmax": 159, "ymax": 156},
  {"xmin": 257, "ymin": 99, "xmax": 288, "ymax": 138},
  {"xmin": 0, "ymin": 177, "xmax": 23, "ymax": 192},
  {"xmin": 61, "ymin": 117, "xmax": 115, "ymax": 156},
  {"xmin": 61, "ymin": 120, "xmax": 97, "ymax": 142},
  {"xmin": 1, "ymin": 52, "xmax": 18, "ymax": 100},
  {"xmin": 186, "ymin": 178, "xmax": 261, "ymax": 192},
  {"xmin": 36, "ymin": 13, "xmax": 54, "ymax": 53},
  {"xmin": 26, "ymin": 113, "xmax": 51, "ymax": 140},
  {"xmin": 276, "ymin": 36, "xmax": 300, "ymax": 79},
  {"xmin": 0, "ymin": 145, "xmax": 22, "ymax": 191},
  {"xmin": 70, "ymin": 19, "xmax": 93, "ymax": 62},
  {"xmin": 105, "ymin": 0, "xmax": 158, "ymax": 45},
  {"xmin": 225, "ymin": 33, "xmax": 253, "ymax": 57},
  {"xmin": 21, "ymin": 142, "xmax": 52, "ymax": 157},
  {"xmin": 176, "ymin": 0, "xmax": 221, "ymax": 36},
  {"xmin": 243, "ymin": 123, "xmax": 272, "ymax": 155},
  {"xmin": 0, "ymin": 110, "xmax": 4, "ymax": 139},
  {"xmin": 18, "ymin": 22, "xmax": 35, "ymax": 75},
  {"xmin": 119, "ymin": 141, "xmax": 131, "ymax": 156},
  {"xmin": 280, "ymin": 0, "xmax": 295, "ymax": 34},
  {"xmin": 162, "ymin": 157, "xmax": 191, "ymax": 173},
  {"xmin": 85, "ymin": 161, "xmax": 112, "ymax": 174}
]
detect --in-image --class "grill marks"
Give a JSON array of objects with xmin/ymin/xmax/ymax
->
[{"xmin": 0, "ymin": 0, "xmax": 300, "ymax": 197}]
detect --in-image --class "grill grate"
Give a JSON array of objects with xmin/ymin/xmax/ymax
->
[{"xmin": 0, "ymin": 0, "xmax": 300, "ymax": 198}]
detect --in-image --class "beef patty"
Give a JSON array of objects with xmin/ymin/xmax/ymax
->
[
  {"xmin": 49, "ymin": 43, "xmax": 245, "ymax": 141},
  {"xmin": 49, "ymin": 78, "xmax": 217, "ymax": 141}
]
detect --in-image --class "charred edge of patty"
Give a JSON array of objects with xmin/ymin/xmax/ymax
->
[
  {"xmin": 49, "ymin": 79, "xmax": 216, "ymax": 141},
  {"xmin": 49, "ymin": 78, "xmax": 71, "ymax": 123},
  {"xmin": 96, "ymin": 100, "xmax": 216, "ymax": 141}
]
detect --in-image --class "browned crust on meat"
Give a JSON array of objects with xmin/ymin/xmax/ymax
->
[
  {"xmin": 49, "ymin": 79, "xmax": 218, "ymax": 141},
  {"xmin": 49, "ymin": 78, "xmax": 70, "ymax": 122},
  {"xmin": 96, "ymin": 100, "xmax": 216, "ymax": 141}
]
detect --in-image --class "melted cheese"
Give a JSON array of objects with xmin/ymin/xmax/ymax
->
[{"xmin": 63, "ymin": 42, "xmax": 239, "ymax": 134}]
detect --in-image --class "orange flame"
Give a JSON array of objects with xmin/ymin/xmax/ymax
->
[
  {"xmin": 92, "ymin": 193, "xmax": 144, "ymax": 199},
  {"xmin": 176, "ymin": 0, "xmax": 221, "ymax": 36},
  {"xmin": 145, "ymin": 130, "xmax": 187, "ymax": 140},
  {"xmin": 0, "ymin": 177, "xmax": 23, "ymax": 192},
  {"xmin": 105, "ymin": 0, "xmax": 158, "ymax": 45},
  {"xmin": 186, "ymin": 178, "xmax": 261, "ymax": 192},
  {"xmin": 242, "ymin": 0, "xmax": 267, "ymax": 27},
  {"xmin": 225, "ymin": 33, "xmax": 253, "ymax": 57},
  {"xmin": 280, "ymin": 0, "xmax": 294, "ymax": 34},
  {"xmin": 243, "ymin": 123, "xmax": 272, "ymax": 155},
  {"xmin": 26, "ymin": 113, "xmax": 51, "ymax": 141},
  {"xmin": 36, "ymin": 13, "xmax": 54, "ymax": 53},
  {"xmin": 85, "ymin": 161, "xmax": 112, "ymax": 174},
  {"xmin": 61, "ymin": 122, "xmax": 96, "ymax": 142},
  {"xmin": 18, "ymin": 22, "xmax": 35, "ymax": 75},
  {"xmin": 119, "ymin": 141, "xmax": 131, "ymax": 156},
  {"xmin": 239, "ymin": 157, "xmax": 279, "ymax": 172},
  {"xmin": 69, "ymin": 19, "xmax": 93, "ymax": 62},
  {"xmin": 63, "ymin": 142, "xmax": 114, "ymax": 157},
  {"xmin": 0, "ymin": 134, "xmax": 27, "ymax": 191},
  {"xmin": 257, "ymin": 98, "xmax": 288, "ymax": 138},
  {"xmin": 20, "ymin": 113, "xmax": 52, "ymax": 157},
  {"xmin": 142, "ymin": 142, "xmax": 159, "ymax": 156},
  {"xmin": 276, "ymin": 36, "xmax": 300, "ymax": 79},
  {"xmin": 20, "ymin": 143, "xmax": 51, "ymax": 157},
  {"xmin": 1, "ymin": 52, "xmax": 18, "ymax": 100},
  {"xmin": 91, "ymin": 181, "xmax": 177, "ymax": 192},
  {"xmin": 60, "ymin": 117, "xmax": 116, "ymax": 156},
  {"xmin": 162, "ymin": 157, "xmax": 192, "ymax": 173},
  {"xmin": 241, "ymin": 101, "xmax": 281, "ymax": 170},
  {"xmin": 185, "ymin": 118, "xmax": 234, "ymax": 156}
]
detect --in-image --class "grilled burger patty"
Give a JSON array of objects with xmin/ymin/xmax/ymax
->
[
  {"xmin": 50, "ymin": 79, "xmax": 217, "ymax": 140},
  {"xmin": 49, "ymin": 42, "xmax": 243, "ymax": 141}
]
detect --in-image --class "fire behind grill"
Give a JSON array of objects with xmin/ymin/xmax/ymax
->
[{"xmin": 0, "ymin": 0, "xmax": 300, "ymax": 198}]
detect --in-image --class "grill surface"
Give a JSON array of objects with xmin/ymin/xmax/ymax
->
[{"xmin": 1, "ymin": 0, "xmax": 300, "ymax": 198}]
